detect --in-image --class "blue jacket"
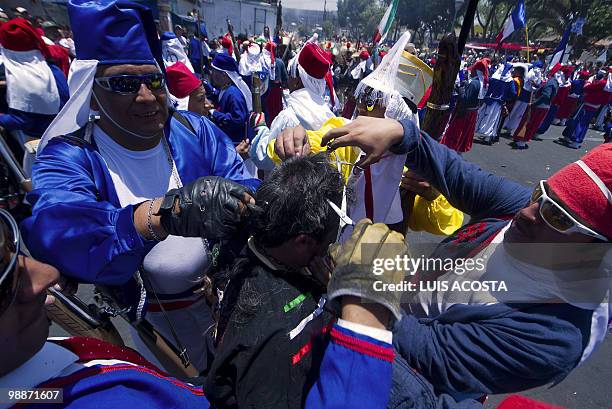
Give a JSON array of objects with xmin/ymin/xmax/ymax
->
[
  {"xmin": 0, "ymin": 63, "xmax": 69, "ymax": 138},
  {"xmin": 483, "ymin": 78, "xmax": 517, "ymax": 105},
  {"xmin": 390, "ymin": 120, "xmax": 593, "ymax": 396},
  {"xmin": 204, "ymin": 83, "xmax": 253, "ymax": 144},
  {"xmin": 21, "ymin": 112, "xmax": 259, "ymax": 317}
]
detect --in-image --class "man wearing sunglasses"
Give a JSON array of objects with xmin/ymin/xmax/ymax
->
[
  {"xmin": 0, "ymin": 208, "xmax": 419, "ymax": 409},
  {"xmin": 20, "ymin": 0, "xmax": 259, "ymax": 373},
  {"xmin": 281, "ymin": 115, "xmax": 612, "ymax": 399}
]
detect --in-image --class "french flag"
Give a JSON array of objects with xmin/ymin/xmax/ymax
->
[
  {"xmin": 496, "ymin": 0, "xmax": 526, "ymax": 47},
  {"xmin": 548, "ymin": 24, "xmax": 572, "ymax": 68}
]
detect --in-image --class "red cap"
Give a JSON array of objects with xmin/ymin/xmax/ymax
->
[
  {"xmin": 379, "ymin": 50, "xmax": 388, "ymax": 58},
  {"xmin": 560, "ymin": 65, "xmax": 575, "ymax": 78},
  {"xmin": 547, "ymin": 144, "xmax": 612, "ymax": 240},
  {"xmin": 166, "ymin": 62, "xmax": 202, "ymax": 99},
  {"xmin": 298, "ymin": 42, "xmax": 331, "ymax": 79},
  {"xmin": 359, "ymin": 50, "xmax": 370, "ymax": 60},
  {"xmin": 0, "ymin": 18, "xmax": 50, "ymax": 58},
  {"xmin": 221, "ymin": 34, "xmax": 233, "ymax": 56},
  {"xmin": 578, "ymin": 70, "xmax": 591, "ymax": 79}
]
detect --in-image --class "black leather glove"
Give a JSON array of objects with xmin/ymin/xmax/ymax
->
[{"xmin": 155, "ymin": 176, "xmax": 252, "ymax": 240}]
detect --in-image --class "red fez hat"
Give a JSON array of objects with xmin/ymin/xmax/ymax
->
[
  {"xmin": 166, "ymin": 62, "xmax": 202, "ymax": 99},
  {"xmin": 359, "ymin": 50, "xmax": 370, "ymax": 60},
  {"xmin": 221, "ymin": 34, "xmax": 233, "ymax": 56},
  {"xmin": 264, "ymin": 41, "xmax": 276, "ymax": 64},
  {"xmin": 298, "ymin": 42, "xmax": 331, "ymax": 79},
  {"xmin": 548, "ymin": 144, "xmax": 612, "ymax": 240},
  {"xmin": 0, "ymin": 18, "xmax": 50, "ymax": 59}
]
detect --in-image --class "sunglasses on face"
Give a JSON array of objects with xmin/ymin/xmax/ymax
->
[
  {"xmin": 94, "ymin": 73, "xmax": 166, "ymax": 95},
  {"xmin": 531, "ymin": 180, "xmax": 608, "ymax": 242},
  {"xmin": 0, "ymin": 209, "xmax": 21, "ymax": 317}
]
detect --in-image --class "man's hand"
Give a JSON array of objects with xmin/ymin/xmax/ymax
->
[
  {"xmin": 156, "ymin": 176, "xmax": 255, "ymax": 240},
  {"xmin": 400, "ymin": 170, "xmax": 439, "ymax": 202},
  {"xmin": 235, "ymin": 139, "xmax": 250, "ymax": 160},
  {"xmin": 327, "ymin": 219, "xmax": 409, "ymax": 322},
  {"xmin": 274, "ymin": 125, "xmax": 311, "ymax": 161},
  {"xmin": 320, "ymin": 116, "xmax": 404, "ymax": 168}
]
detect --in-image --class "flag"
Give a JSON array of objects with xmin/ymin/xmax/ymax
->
[
  {"xmin": 548, "ymin": 24, "xmax": 571, "ymax": 68},
  {"xmin": 372, "ymin": 0, "xmax": 399, "ymax": 44},
  {"xmin": 571, "ymin": 18, "xmax": 585, "ymax": 36},
  {"xmin": 495, "ymin": 0, "xmax": 526, "ymax": 47}
]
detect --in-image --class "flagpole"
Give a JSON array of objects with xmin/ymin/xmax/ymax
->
[{"xmin": 525, "ymin": 25, "xmax": 530, "ymax": 62}]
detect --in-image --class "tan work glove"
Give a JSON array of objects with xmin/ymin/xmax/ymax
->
[{"xmin": 327, "ymin": 219, "xmax": 409, "ymax": 322}]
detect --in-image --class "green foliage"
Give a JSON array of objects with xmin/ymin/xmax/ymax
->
[{"xmin": 337, "ymin": 0, "xmax": 385, "ymax": 39}]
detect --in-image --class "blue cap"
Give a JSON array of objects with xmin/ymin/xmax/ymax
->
[
  {"xmin": 506, "ymin": 55, "xmax": 514, "ymax": 62},
  {"xmin": 69, "ymin": 0, "xmax": 162, "ymax": 67},
  {"xmin": 532, "ymin": 60, "xmax": 544, "ymax": 69},
  {"xmin": 212, "ymin": 53, "xmax": 239, "ymax": 73}
]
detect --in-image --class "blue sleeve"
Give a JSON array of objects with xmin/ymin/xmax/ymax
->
[
  {"xmin": 391, "ymin": 120, "xmax": 531, "ymax": 219},
  {"xmin": 504, "ymin": 81, "xmax": 517, "ymax": 102},
  {"xmin": 211, "ymin": 88, "xmax": 249, "ymax": 143},
  {"xmin": 0, "ymin": 109, "xmax": 55, "ymax": 138},
  {"xmin": 190, "ymin": 114, "xmax": 260, "ymax": 192},
  {"xmin": 462, "ymin": 80, "xmax": 480, "ymax": 105},
  {"xmin": 306, "ymin": 324, "xmax": 394, "ymax": 409},
  {"xmin": 21, "ymin": 140, "xmax": 149, "ymax": 285},
  {"xmin": 189, "ymin": 38, "xmax": 202, "ymax": 60},
  {"xmin": 393, "ymin": 303, "xmax": 590, "ymax": 395}
]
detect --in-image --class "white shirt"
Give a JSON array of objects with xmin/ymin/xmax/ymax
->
[{"xmin": 93, "ymin": 126, "xmax": 209, "ymax": 295}]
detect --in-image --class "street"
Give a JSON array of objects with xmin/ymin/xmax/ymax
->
[{"xmin": 50, "ymin": 123, "xmax": 611, "ymax": 409}]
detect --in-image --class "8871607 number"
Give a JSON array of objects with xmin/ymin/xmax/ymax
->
[{"xmin": 1, "ymin": 388, "xmax": 63, "ymax": 403}]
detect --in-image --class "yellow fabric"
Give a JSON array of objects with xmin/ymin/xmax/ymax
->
[
  {"xmin": 267, "ymin": 117, "xmax": 361, "ymax": 182},
  {"xmin": 401, "ymin": 166, "xmax": 463, "ymax": 236},
  {"xmin": 408, "ymin": 194, "xmax": 464, "ymax": 235}
]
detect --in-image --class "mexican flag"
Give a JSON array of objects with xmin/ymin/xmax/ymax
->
[{"xmin": 372, "ymin": 0, "xmax": 399, "ymax": 44}]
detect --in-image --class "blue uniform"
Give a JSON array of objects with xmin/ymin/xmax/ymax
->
[
  {"xmin": 21, "ymin": 112, "xmax": 259, "ymax": 318},
  {"xmin": 0, "ymin": 64, "xmax": 69, "ymax": 138},
  {"xmin": 204, "ymin": 83, "xmax": 253, "ymax": 144}
]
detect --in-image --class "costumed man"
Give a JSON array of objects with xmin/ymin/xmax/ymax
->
[
  {"xmin": 160, "ymin": 31, "xmax": 194, "ymax": 73},
  {"xmin": 0, "ymin": 18, "xmax": 69, "ymax": 174},
  {"xmin": 188, "ymin": 24, "xmax": 208, "ymax": 76},
  {"xmin": 553, "ymin": 68, "xmax": 589, "ymax": 126},
  {"xmin": 502, "ymin": 61, "xmax": 544, "ymax": 134},
  {"xmin": 593, "ymin": 69, "xmax": 612, "ymax": 131},
  {"xmin": 204, "ymin": 53, "xmax": 253, "ymax": 144},
  {"xmin": 0, "ymin": 18, "xmax": 69, "ymax": 140},
  {"xmin": 166, "ymin": 61, "xmax": 208, "ymax": 115},
  {"xmin": 272, "ymin": 33, "xmax": 463, "ymax": 238},
  {"xmin": 315, "ymin": 115, "xmax": 612, "ymax": 400},
  {"xmin": 220, "ymin": 34, "xmax": 234, "ymax": 57},
  {"xmin": 0, "ymin": 208, "xmax": 407, "ymax": 409},
  {"xmin": 475, "ymin": 60, "xmax": 517, "ymax": 145},
  {"xmin": 20, "ymin": 0, "xmax": 260, "ymax": 374},
  {"xmin": 536, "ymin": 64, "xmax": 574, "ymax": 135},
  {"xmin": 341, "ymin": 48, "xmax": 371, "ymax": 119},
  {"xmin": 249, "ymin": 40, "xmax": 335, "ymax": 173},
  {"xmin": 559, "ymin": 69, "xmax": 612, "ymax": 149},
  {"xmin": 510, "ymin": 63, "xmax": 560, "ymax": 149},
  {"xmin": 440, "ymin": 58, "xmax": 489, "ymax": 153}
]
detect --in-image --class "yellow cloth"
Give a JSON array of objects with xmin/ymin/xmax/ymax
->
[
  {"xmin": 401, "ymin": 166, "xmax": 463, "ymax": 236},
  {"xmin": 408, "ymin": 194, "xmax": 464, "ymax": 236},
  {"xmin": 267, "ymin": 117, "xmax": 361, "ymax": 182}
]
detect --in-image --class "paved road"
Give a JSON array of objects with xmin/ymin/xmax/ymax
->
[{"xmin": 50, "ymin": 123, "xmax": 611, "ymax": 409}]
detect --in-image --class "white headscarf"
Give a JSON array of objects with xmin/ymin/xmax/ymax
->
[
  {"xmin": 1, "ymin": 46, "xmax": 61, "ymax": 115},
  {"xmin": 162, "ymin": 36, "xmax": 194, "ymax": 73}
]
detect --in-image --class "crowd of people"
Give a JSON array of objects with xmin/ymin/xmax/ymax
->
[{"xmin": 0, "ymin": 0, "xmax": 611, "ymax": 408}]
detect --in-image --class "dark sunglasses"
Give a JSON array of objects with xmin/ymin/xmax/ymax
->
[
  {"xmin": 0, "ymin": 208, "xmax": 21, "ymax": 317},
  {"xmin": 94, "ymin": 73, "xmax": 166, "ymax": 95}
]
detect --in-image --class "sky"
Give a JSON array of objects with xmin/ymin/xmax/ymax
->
[{"xmin": 281, "ymin": 0, "xmax": 338, "ymax": 11}]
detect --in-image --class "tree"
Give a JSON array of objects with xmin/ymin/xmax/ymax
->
[{"xmin": 337, "ymin": 0, "xmax": 385, "ymax": 40}]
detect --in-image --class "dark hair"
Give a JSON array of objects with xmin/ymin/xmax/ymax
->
[
  {"xmin": 250, "ymin": 152, "xmax": 344, "ymax": 247},
  {"xmin": 214, "ymin": 153, "xmax": 344, "ymax": 336}
]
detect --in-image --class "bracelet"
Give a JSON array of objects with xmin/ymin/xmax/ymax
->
[{"xmin": 147, "ymin": 199, "xmax": 163, "ymax": 242}]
